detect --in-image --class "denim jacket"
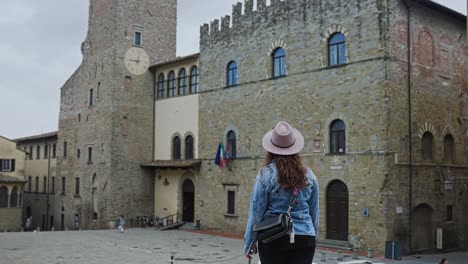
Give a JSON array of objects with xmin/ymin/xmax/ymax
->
[{"xmin": 243, "ymin": 162, "xmax": 319, "ymax": 255}]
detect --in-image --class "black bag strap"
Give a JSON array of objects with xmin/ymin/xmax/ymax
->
[{"xmin": 286, "ymin": 186, "xmax": 300, "ymax": 214}]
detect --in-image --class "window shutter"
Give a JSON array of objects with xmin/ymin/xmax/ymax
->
[
  {"xmin": 11, "ymin": 159, "xmax": 15, "ymax": 172},
  {"xmin": 0, "ymin": 159, "xmax": 3, "ymax": 171}
]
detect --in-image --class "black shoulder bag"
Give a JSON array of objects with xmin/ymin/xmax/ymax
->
[{"xmin": 252, "ymin": 186, "xmax": 299, "ymax": 243}]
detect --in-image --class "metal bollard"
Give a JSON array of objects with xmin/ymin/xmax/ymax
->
[
  {"xmin": 320, "ymin": 251, "xmax": 326, "ymax": 262},
  {"xmin": 367, "ymin": 248, "xmax": 373, "ymax": 258},
  {"xmin": 337, "ymin": 250, "xmax": 343, "ymax": 261},
  {"xmin": 170, "ymin": 255, "xmax": 175, "ymax": 264},
  {"xmin": 352, "ymin": 248, "xmax": 358, "ymax": 259}
]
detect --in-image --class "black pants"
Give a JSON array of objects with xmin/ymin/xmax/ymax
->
[{"xmin": 258, "ymin": 235, "xmax": 316, "ymax": 264}]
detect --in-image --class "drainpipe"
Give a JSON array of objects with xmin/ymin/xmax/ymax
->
[{"xmin": 402, "ymin": 0, "xmax": 413, "ymax": 254}]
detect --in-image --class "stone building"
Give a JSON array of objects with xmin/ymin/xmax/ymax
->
[
  {"xmin": 192, "ymin": 0, "xmax": 467, "ymax": 254},
  {"xmin": 55, "ymin": 0, "xmax": 176, "ymax": 229},
  {"xmin": 50, "ymin": 0, "xmax": 466, "ymax": 255},
  {"xmin": 15, "ymin": 132, "xmax": 57, "ymax": 231},
  {"xmin": 0, "ymin": 136, "xmax": 26, "ymax": 231}
]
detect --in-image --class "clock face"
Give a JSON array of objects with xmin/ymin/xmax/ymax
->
[{"xmin": 124, "ymin": 47, "xmax": 150, "ymax": 75}]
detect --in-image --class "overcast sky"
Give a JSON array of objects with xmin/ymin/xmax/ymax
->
[{"xmin": 0, "ymin": 0, "xmax": 466, "ymax": 139}]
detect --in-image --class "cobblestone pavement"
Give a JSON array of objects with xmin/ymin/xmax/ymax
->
[{"xmin": 0, "ymin": 229, "xmax": 466, "ymax": 264}]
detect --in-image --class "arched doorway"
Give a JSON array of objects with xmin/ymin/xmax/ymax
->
[
  {"xmin": 326, "ymin": 180, "xmax": 349, "ymax": 241},
  {"xmin": 182, "ymin": 179, "xmax": 194, "ymax": 222},
  {"xmin": 411, "ymin": 204, "xmax": 434, "ymax": 252}
]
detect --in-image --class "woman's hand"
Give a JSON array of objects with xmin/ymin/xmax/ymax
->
[{"xmin": 246, "ymin": 243, "xmax": 257, "ymax": 259}]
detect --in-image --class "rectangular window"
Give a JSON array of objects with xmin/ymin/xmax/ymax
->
[
  {"xmin": 28, "ymin": 176, "xmax": 32, "ymax": 192},
  {"xmin": 88, "ymin": 146, "xmax": 93, "ymax": 163},
  {"xmin": 51, "ymin": 177, "xmax": 55, "ymax": 194},
  {"xmin": 43, "ymin": 176, "xmax": 47, "ymax": 193},
  {"xmin": 52, "ymin": 144, "xmax": 56, "ymax": 158},
  {"xmin": 36, "ymin": 146, "xmax": 40, "ymax": 159},
  {"xmin": 447, "ymin": 205, "xmax": 453, "ymax": 221},
  {"xmin": 44, "ymin": 144, "xmax": 49, "ymax": 159},
  {"xmin": 63, "ymin": 142, "xmax": 67, "ymax": 157},
  {"xmin": 227, "ymin": 191, "xmax": 235, "ymax": 215},
  {"xmin": 35, "ymin": 176, "xmax": 39, "ymax": 193},
  {"xmin": 75, "ymin": 177, "xmax": 80, "ymax": 196},
  {"xmin": 89, "ymin": 89, "xmax": 94, "ymax": 106},
  {"xmin": 61, "ymin": 177, "xmax": 66, "ymax": 194},
  {"xmin": 29, "ymin": 146, "xmax": 33, "ymax": 160},
  {"xmin": 157, "ymin": 76, "xmax": 165, "ymax": 99},
  {"xmin": 77, "ymin": 149, "xmax": 81, "ymax": 159},
  {"xmin": 0, "ymin": 159, "xmax": 12, "ymax": 171},
  {"xmin": 134, "ymin": 31, "xmax": 142, "ymax": 46}
]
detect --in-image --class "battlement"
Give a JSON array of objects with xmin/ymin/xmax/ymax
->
[
  {"xmin": 199, "ymin": 0, "xmax": 385, "ymax": 46},
  {"xmin": 200, "ymin": 0, "xmax": 304, "ymax": 44}
]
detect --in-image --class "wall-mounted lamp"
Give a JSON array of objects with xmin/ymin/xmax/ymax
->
[
  {"xmin": 444, "ymin": 177, "xmax": 468, "ymax": 191},
  {"xmin": 444, "ymin": 179, "xmax": 453, "ymax": 191}
]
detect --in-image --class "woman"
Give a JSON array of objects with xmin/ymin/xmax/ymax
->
[{"xmin": 244, "ymin": 121, "xmax": 319, "ymax": 263}]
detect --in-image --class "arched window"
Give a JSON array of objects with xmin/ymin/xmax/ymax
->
[
  {"xmin": 10, "ymin": 186, "xmax": 17, "ymax": 207},
  {"xmin": 227, "ymin": 130, "xmax": 237, "ymax": 159},
  {"xmin": 443, "ymin": 134, "xmax": 454, "ymax": 163},
  {"xmin": 178, "ymin": 68, "xmax": 187, "ymax": 95},
  {"xmin": 173, "ymin": 136, "xmax": 181, "ymax": 160},
  {"xmin": 227, "ymin": 61, "xmax": 237, "ymax": 87},
  {"xmin": 167, "ymin": 71, "xmax": 176, "ymax": 97},
  {"xmin": 0, "ymin": 186, "xmax": 8, "ymax": 208},
  {"xmin": 157, "ymin": 74, "xmax": 165, "ymax": 99},
  {"xmin": 328, "ymin": 33, "xmax": 346, "ymax": 66},
  {"xmin": 421, "ymin": 132, "xmax": 433, "ymax": 161},
  {"xmin": 272, "ymin": 48, "xmax": 286, "ymax": 78},
  {"xmin": 185, "ymin": 135, "xmax": 194, "ymax": 160},
  {"xmin": 330, "ymin": 120, "xmax": 346, "ymax": 154},
  {"xmin": 189, "ymin": 66, "xmax": 199, "ymax": 94}
]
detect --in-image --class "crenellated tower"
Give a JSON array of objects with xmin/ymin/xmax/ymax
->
[{"xmin": 55, "ymin": 0, "xmax": 176, "ymax": 229}]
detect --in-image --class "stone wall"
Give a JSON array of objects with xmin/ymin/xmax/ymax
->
[{"xmin": 0, "ymin": 208, "xmax": 22, "ymax": 232}]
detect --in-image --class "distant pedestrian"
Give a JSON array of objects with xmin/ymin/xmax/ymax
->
[
  {"xmin": 74, "ymin": 214, "xmax": 80, "ymax": 230},
  {"xmin": 439, "ymin": 258, "xmax": 448, "ymax": 264},
  {"xmin": 118, "ymin": 215, "xmax": 125, "ymax": 233},
  {"xmin": 25, "ymin": 216, "xmax": 32, "ymax": 231}
]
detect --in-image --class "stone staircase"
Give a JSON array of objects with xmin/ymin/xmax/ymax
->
[
  {"xmin": 317, "ymin": 239, "xmax": 355, "ymax": 251},
  {"xmin": 180, "ymin": 222, "xmax": 200, "ymax": 230}
]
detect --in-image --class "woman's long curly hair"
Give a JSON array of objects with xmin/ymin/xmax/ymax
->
[{"xmin": 264, "ymin": 152, "xmax": 308, "ymax": 189}]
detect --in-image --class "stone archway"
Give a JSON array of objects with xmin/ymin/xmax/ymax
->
[
  {"xmin": 411, "ymin": 203, "xmax": 434, "ymax": 252},
  {"xmin": 182, "ymin": 179, "xmax": 194, "ymax": 222},
  {"xmin": 326, "ymin": 180, "xmax": 349, "ymax": 241}
]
